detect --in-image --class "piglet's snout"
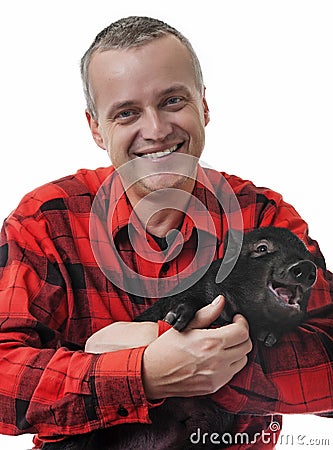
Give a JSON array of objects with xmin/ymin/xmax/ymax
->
[{"xmin": 287, "ymin": 260, "xmax": 317, "ymax": 288}]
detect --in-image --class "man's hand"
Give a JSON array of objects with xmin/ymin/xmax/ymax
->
[
  {"xmin": 85, "ymin": 295, "xmax": 252, "ymax": 401},
  {"xmin": 142, "ymin": 295, "xmax": 252, "ymax": 400}
]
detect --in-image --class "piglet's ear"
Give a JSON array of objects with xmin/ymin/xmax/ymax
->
[
  {"xmin": 216, "ymin": 229, "xmax": 244, "ymax": 284},
  {"xmin": 223, "ymin": 229, "xmax": 243, "ymax": 249}
]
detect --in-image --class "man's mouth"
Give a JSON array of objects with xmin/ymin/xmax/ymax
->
[{"xmin": 136, "ymin": 143, "xmax": 183, "ymax": 160}]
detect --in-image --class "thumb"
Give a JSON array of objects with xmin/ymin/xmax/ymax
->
[{"xmin": 186, "ymin": 295, "xmax": 225, "ymax": 330}]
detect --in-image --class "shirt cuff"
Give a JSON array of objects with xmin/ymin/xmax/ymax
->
[
  {"xmin": 157, "ymin": 320, "xmax": 173, "ymax": 336},
  {"xmin": 91, "ymin": 346, "xmax": 151, "ymax": 426}
]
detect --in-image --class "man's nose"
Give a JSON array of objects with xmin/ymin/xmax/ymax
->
[{"xmin": 140, "ymin": 108, "xmax": 173, "ymax": 141}]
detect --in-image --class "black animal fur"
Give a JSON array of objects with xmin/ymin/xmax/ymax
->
[
  {"xmin": 137, "ymin": 226, "xmax": 317, "ymax": 346},
  {"xmin": 42, "ymin": 227, "xmax": 317, "ymax": 450}
]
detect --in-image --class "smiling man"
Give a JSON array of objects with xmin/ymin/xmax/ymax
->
[
  {"xmin": 85, "ymin": 30, "xmax": 209, "ymax": 237},
  {"xmin": 0, "ymin": 16, "xmax": 332, "ymax": 450}
]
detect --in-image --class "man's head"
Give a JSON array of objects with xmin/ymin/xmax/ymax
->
[
  {"xmin": 81, "ymin": 16, "xmax": 204, "ymax": 121},
  {"xmin": 82, "ymin": 16, "xmax": 210, "ymax": 200}
]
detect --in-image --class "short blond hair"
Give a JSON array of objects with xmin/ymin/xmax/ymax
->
[{"xmin": 80, "ymin": 16, "xmax": 204, "ymax": 120}]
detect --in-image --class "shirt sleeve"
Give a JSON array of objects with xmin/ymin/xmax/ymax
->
[
  {"xmin": 0, "ymin": 214, "xmax": 151, "ymax": 439},
  {"xmin": 212, "ymin": 186, "xmax": 333, "ymax": 415}
]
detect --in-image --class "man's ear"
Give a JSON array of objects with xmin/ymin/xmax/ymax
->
[
  {"xmin": 202, "ymin": 87, "xmax": 210, "ymax": 126},
  {"xmin": 85, "ymin": 110, "xmax": 107, "ymax": 150}
]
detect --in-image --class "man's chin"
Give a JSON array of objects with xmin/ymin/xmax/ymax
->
[{"xmin": 138, "ymin": 173, "xmax": 193, "ymax": 193}]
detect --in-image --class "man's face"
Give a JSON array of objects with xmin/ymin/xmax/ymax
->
[{"xmin": 87, "ymin": 34, "xmax": 210, "ymax": 198}]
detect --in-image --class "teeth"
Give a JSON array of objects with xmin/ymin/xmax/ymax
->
[{"xmin": 141, "ymin": 145, "xmax": 178, "ymax": 159}]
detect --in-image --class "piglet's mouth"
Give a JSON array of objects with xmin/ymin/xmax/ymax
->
[{"xmin": 268, "ymin": 282, "xmax": 303, "ymax": 309}]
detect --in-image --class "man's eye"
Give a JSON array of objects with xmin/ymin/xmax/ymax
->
[
  {"xmin": 117, "ymin": 110, "xmax": 135, "ymax": 120},
  {"xmin": 165, "ymin": 97, "xmax": 185, "ymax": 108},
  {"xmin": 113, "ymin": 110, "xmax": 139, "ymax": 124},
  {"xmin": 167, "ymin": 97, "xmax": 181, "ymax": 104}
]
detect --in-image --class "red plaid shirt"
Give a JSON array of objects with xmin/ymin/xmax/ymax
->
[{"xmin": 0, "ymin": 165, "xmax": 332, "ymax": 449}]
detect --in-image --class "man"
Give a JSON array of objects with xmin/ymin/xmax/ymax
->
[{"xmin": 0, "ymin": 16, "xmax": 332, "ymax": 450}]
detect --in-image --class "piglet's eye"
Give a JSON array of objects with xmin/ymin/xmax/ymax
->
[
  {"xmin": 256, "ymin": 244, "xmax": 268, "ymax": 253},
  {"xmin": 250, "ymin": 240, "xmax": 272, "ymax": 258}
]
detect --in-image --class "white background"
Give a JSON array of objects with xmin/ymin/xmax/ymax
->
[{"xmin": 0, "ymin": 1, "xmax": 332, "ymax": 448}]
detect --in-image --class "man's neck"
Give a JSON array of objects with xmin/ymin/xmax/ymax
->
[
  {"xmin": 145, "ymin": 208, "xmax": 185, "ymax": 238},
  {"xmin": 126, "ymin": 181, "xmax": 194, "ymax": 238}
]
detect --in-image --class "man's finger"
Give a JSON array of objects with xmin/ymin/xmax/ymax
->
[
  {"xmin": 211, "ymin": 315, "xmax": 251, "ymax": 350},
  {"xmin": 232, "ymin": 313, "xmax": 250, "ymax": 331},
  {"xmin": 186, "ymin": 295, "xmax": 225, "ymax": 329}
]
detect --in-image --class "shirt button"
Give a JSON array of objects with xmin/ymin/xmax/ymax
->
[
  {"xmin": 161, "ymin": 263, "xmax": 170, "ymax": 273},
  {"xmin": 117, "ymin": 406, "xmax": 129, "ymax": 417}
]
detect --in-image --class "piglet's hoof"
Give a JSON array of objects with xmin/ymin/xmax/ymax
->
[
  {"xmin": 257, "ymin": 330, "xmax": 278, "ymax": 347},
  {"xmin": 164, "ymin": 311, "xmax": 178, "ymax": 325},
  {"xmin": 264, "ymin": 333, "xmax": 277, "ymax": 347},
  {"xmin": 163, "ymin": 304, "xmax": 196, "ymax": 331}
]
